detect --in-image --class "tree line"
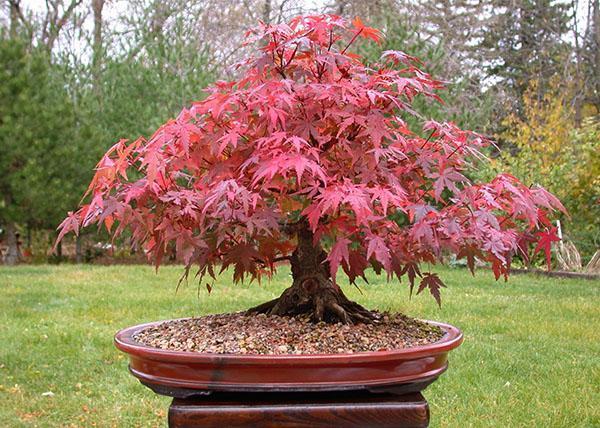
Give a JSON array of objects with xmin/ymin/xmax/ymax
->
[{"xmin": 1, "ymin": 0, "xmax": 598, "ymax": 265}]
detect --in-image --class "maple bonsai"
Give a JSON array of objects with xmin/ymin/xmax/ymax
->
[{"xmin": 57, "ymin": 15, "xmax": 564, "ymax": 324}]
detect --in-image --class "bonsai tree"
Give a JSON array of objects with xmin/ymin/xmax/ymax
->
[{"xmin": 57, "ymin": 15, "xmax": 564, "ymax": 324}]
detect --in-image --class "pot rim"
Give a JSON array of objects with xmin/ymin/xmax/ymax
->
[{"xmin": 114, "ymin": 316, "xmax": 463, "ymax": 365}]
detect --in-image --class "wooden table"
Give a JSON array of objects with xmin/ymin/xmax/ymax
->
[{"xmin": 168, "ymin": 390, "xmax": 429, "ymax": 428}]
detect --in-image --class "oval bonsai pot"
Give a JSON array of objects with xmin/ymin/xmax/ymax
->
[{"xmin": 114, "ymin": 318, "xmax": 463, "ymax": 398}]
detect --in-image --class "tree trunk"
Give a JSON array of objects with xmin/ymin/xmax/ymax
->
[
  {"xmin": 262, "ymin": 0, "xmax": 271, "ymax": 24},
  {"xmin": 92, "ymin": 0, "xmax": 105, "ymax": 94},
  {"xmin": 26, "ymin": 225, "xmax": 31, "ymax": 249},
  {"xmin": 593, "ymin": 0, "xmax": 600, "ymax": 112},
  {"xmin": 4, "ymin": 221, "xmax": 21, "ymax": 265},
  {"xmin": 75, "ymin": 234, "xmax": 83, "ymax": 263},
  {"xmin": 55, "ymin": 239, "xmax": 63, "ymax": 262},
  {"xmin": 9, "ymin": 0, "xmax": 20, "ymax": 38},
  {"xmin": 248, "ymin": 221, "xmax": 377, "ymax": 324}
]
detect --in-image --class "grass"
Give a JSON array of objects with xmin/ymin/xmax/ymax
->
[{"xmin": 0, "ymin": 264, "xmax": 598, "ymax": 427}]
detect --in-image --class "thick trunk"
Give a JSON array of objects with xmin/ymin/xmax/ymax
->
[
  {"xmin": 4, "ymin": 221, "xmax": 21, "ymax": 265},
  {"xmin": 248, "ymin": 222, "xmax": 377, "ymax": 324}
]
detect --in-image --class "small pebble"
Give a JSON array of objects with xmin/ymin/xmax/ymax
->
[{"xmin": 133, "ymin": 312, "xmax": 444, "ymax": 355}]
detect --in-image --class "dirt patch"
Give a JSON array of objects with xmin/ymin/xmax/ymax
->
[{"xmin": 133, "ymin": 312, "xmax": 444, "ymax": 354}]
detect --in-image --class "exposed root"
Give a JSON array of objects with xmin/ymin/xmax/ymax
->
[
  {"xmin": 247, "ymin": 276, "xmax": 379, "ymax": 324},
  {"xmin": 246, "ymin": 297, "xmax": 279, "ymax": 314}
]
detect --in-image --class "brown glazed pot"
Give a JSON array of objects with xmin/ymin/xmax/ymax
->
[{"xmin": 114, "ymin": 319, "xmax": 463, "ymax": 399}]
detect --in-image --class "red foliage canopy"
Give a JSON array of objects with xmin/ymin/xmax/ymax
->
[{"xmin": 57, "ymin": 15, "xmax": 565, "ymax": 304}]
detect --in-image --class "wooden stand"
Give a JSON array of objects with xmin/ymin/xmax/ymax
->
[{"xmin": 168, "ymin": 390, "xmax": 429, "ymax": 428}]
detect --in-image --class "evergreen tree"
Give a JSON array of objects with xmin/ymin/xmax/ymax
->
[
  {"xmin": 479, "ymin": 0, "xmax": 571, "ymax": 112},
  {"xmin": 0, "ymin": 36, "xmax": 78, "ymax": 263}
]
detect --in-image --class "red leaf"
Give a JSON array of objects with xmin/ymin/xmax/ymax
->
[
  {"xmin": 104, "ymin": 215, "xmax": 114, "ymax": 232},
  {"xmin": 416, "ymin": 273, "xmax": 446, "ymax": 307},
  {"xmin": 342, "ymin": 250, "xmax": 369, "ymax": 285},
  {"xmin": 516, "ymin": 232, "xmax": 536, "ymax": 264},
  {"xmin": 366, "ymin": 235, "xmax": 391, "ymax": 270},
  {"xmin": 301, "ymin": 204, "xmax": 322, "ymax": 232},
  {"xmin": 533, "ymin": 227, "xmax": 561, "ymax": 270},
  {"xmin": 351, "ymin": 17, "xmax": 383, "ymax": 43},
  {"xmin": 456, "ymin": 245, "xmax": 483, "ymax": 275},
  {"xmin": 328, "ymin": 237, "xmax": 351, "ymax": 280},
  {"xmin": 54, "ymin": 211, "xmax": 81, "ymax": 251},
  {"xmin": 490, "ymin": 256, "xmax": 510, "ymax": 281},
  {"xmin": 400, "ymin": 262, "xmax": 422, "ymax": 297}
]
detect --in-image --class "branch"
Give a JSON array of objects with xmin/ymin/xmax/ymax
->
[
  {"xmin": 279, "ymin": 219, "xmax": 305, "ymax": 234},
  {"xmin": 8, "ymin": 0, "xmax": 35, "ymax": 40},
  {"xmin": 44, "ymin": 0, "xmax": 83, "ymax": 51},
  {"xmin": 253, "ymin": 255, "xmax": 291, "ymax": 267},
  {"xmin": 341, "ymin": 28, "xmax": 363, "ymax": 55},
  {"xmin": 419, "ymin": 129, "xmax": 436, "ymax": 149}
]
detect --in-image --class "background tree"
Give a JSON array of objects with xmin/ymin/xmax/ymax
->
[
  {"xmin": 0, "ymin": 36, "xmax": 78, "ymax": 263},
  {"xmin": 354, "ymin": 2, "xmax": 494, "ymax": 130},
  {"xmin": 573, "ymin": 0, "xmax": 600, "ymax": 121},
  {"xmin": 1, "ymin": 0, "xmax": 218, "ymax": 262}
]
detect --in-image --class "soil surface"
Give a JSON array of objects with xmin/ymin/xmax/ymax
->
[{"xmin": 133, "ymin": 312, "xmax": 444, "ymax": 354}]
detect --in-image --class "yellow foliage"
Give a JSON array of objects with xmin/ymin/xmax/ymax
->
[
  {"xmin": 496, "ymin": 79, "xmax": 600, "ymax": 254},
  {"xmin": 498, "ymin": 79, "xmax": 573, "ymax": 195},
  {"xmin": 570, "ymin": 117, "xmax": 600, "ymax": 206}
]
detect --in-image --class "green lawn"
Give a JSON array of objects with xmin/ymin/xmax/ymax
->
[{"xmin": 0, "ymin": 265, "xmax": 598, "ymax": 427}]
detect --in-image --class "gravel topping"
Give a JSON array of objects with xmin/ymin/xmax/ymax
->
[{"xmin": 133, "ymin": 312, "xmax": 444, "ymax": 355}]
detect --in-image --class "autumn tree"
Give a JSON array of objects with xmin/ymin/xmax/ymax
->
[
  {"xmin": 496, "ymin": 81, "xmax": 600, "ymax": 258},
  {"xmin": 57, "ymin": 15, "xmax": 564, "ymax": 323}
]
